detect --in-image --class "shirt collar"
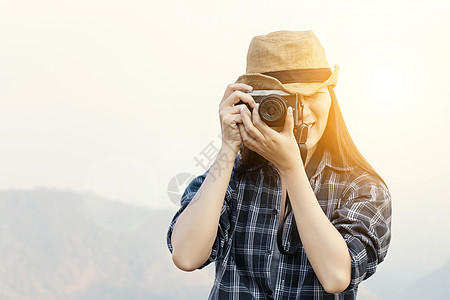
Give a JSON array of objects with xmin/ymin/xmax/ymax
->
[
  {"xmin": 233, "ymin": 148, "xmax": 354, "ymax": 176},
  {"xmin": 316, "ymin": 150, "xmax": 354, "ymax": 177}
]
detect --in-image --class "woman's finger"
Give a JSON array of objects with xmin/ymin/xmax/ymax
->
[
  {"xmin": 220, "ymin": 105, "xmax": 243, "ymax": 118},
  {"xmin": 282, "ymin": 106, "xmax": 295, "ymax": 134},
  {"xmin": 222, "ymin": 113, "xmax": 243, "ymax": 127},
  {"xmin": 240, "ymin": 105, "xmax": 265, "ymax": 141},
  {"xmin": 219, "ymin": 84, "xmax": 253, "ymax": 107},
  {"xmin": 220, "ymin": 91, "xmax": 256, "ymax": 111},
  {"xmin": 238, "ymin": 123, "xmax": 258, "ymax": 151}
]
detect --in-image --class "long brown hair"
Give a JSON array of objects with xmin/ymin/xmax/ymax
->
[
  {"xmin": 321, "ymin": 86, "xmax": 384, "ymax": 184},
  {"xmin": 238, "ymin": 86, "xmax": 385, "ymax": 184}
]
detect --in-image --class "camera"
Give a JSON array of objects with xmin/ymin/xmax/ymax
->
[{"xmin": 237, "ymin": 90, "xmax": 299, "ymax": 127}]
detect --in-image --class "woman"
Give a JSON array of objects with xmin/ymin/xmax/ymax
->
[{"xmin": 167, "ymin": 30, "xmax": 391, "ymax": 299}]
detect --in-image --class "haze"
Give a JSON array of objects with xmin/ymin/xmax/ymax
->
[{"xmin": 1, "ymin": 0, "xmax": 449, "ymax": 293}]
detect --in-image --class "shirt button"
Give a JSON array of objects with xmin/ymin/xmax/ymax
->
[
  {"xmin": 267, "ymin": 289, "xmax": 273, "ymax": 297},
  {"xmin": 266, "ymin": 249, "xmax": 272, "ymax": 255},
  {"xmin": 271, "ymin": 209, "xmax": 278, "ymax": 215}
]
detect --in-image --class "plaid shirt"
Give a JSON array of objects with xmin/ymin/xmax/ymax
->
[{"xmin": 167, "ymin": 150, "xmax": 391, "ymax": 299}]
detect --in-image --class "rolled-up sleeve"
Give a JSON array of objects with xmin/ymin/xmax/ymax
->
[
  {"xmin": 166, "ymin": 170, "xmax": 233, "ymax": 269},
  {"xmin": 331, "ymin": 173, "xmax": 392, "ymax": 288}
]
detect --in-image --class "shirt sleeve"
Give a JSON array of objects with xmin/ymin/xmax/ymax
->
[
  {"xmin": 330, "ymin": 173, "xmax": 392, "ymax": 289},
  {"xmin": 166, "ymin": 169, "xmax": 233, "ymax": 269}
]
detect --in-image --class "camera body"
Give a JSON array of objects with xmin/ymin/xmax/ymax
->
[{"xmin": 237, "ymin": 90, "xmax": 299, "ymax": 127}]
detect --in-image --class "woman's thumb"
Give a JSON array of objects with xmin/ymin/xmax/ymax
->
[{"xmin": 283, "ymin": 106, "xmax": 294, "ymax": 133}]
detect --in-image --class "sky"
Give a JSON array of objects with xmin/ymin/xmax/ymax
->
[{"xmin": 1, "ymin": 0, "xmax": 450, "ymax": 293}]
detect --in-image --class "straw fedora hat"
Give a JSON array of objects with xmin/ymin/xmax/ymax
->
[{"xmin": 235, "ymin": 30, "xmax": 338, "ymax": 96}]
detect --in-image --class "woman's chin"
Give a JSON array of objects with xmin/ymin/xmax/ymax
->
[{"xmin": 306, "ymin": 139, "xmax": 319, "ymax": 151}]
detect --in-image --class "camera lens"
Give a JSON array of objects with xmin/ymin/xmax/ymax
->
[{"xmin": 259, "ymin": 96, "xmax": 287, "ymax": 126}]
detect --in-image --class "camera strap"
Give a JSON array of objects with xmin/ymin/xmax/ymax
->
[
  {"xmin": 295, "ymin": 102, "xmax": 308, "ymax": 164},
  {"xmin": 276, "ymin": 145, "xmax": 323, "ymax": 255},
  {"xmin": 277, "ymin": 101, "xmax": 310, "ymax": 255},
  {"xmin": 295, "ymin": 124, "xmax": 308, "ymax": 164}
]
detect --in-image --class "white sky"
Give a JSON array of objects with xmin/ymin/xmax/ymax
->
[
  {"xmin": 1, "ymin": 0, "xmax": 450, "ymax": 290},
  {"xmin": 1, "ymin": 0, "xmax": 448, "ymax": 205}
]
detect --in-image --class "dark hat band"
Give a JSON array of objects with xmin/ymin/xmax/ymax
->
[{"xmin": 262, "ymin": 68, "xmax": 332, "ymax": 84}]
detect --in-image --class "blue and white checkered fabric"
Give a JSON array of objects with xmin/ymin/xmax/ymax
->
[{"xmin": 167, "ymin": 150, "xmax": 391, "ymax": 299}]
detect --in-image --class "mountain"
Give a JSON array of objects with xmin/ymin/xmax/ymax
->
[
  {"xmin": 0, "ymin": 187, "xmax": 406, "ymax": 299},
  {"xmin": 396, "ymin": 259, "xmax": 450, "ymax": 300},
  {"xmin": 0, "ymin": 188, "xmax": 213, "ymax": 300}
]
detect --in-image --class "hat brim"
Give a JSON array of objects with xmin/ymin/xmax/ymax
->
[{"xmin": 235, "ymin": 65, "xmax": 339, "ymax": 96}]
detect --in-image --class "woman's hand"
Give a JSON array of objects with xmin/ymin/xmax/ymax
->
[
  {"xmin": 238, "ymin": 104, "xmax": 302, "ymax": 173},
  {"xmin": 218, "ymin": 83, "xmax": 255, "ymax": 154}
]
